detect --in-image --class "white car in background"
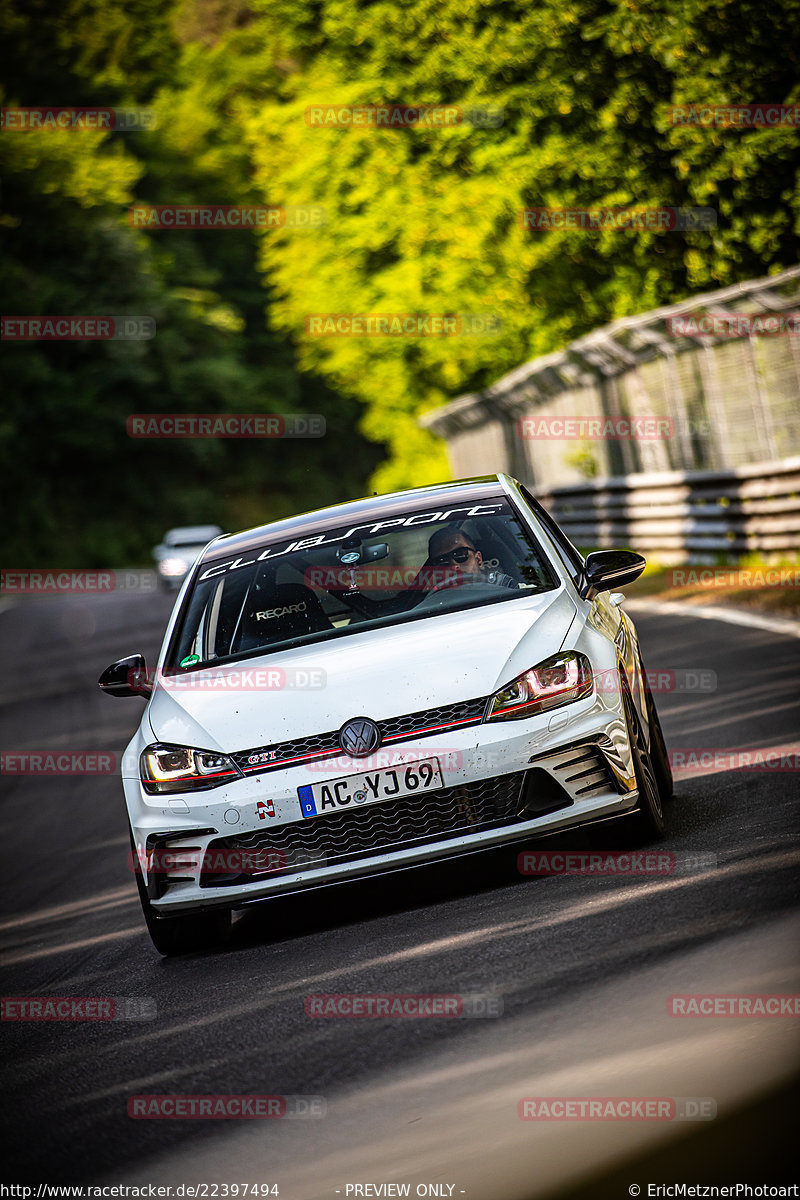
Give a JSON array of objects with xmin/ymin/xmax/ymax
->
[
  {"xmin": 152, "ymin": 525, "xmax": 224, "ymax": 590},
  {"xmin": 101, "ymin": 476, "xmax": 672, "ymax": 954}
]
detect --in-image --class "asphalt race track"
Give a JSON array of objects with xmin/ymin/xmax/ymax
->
[{"xmin": 1, "ymin": 586, "xmax": 799, "ymax": 1197}]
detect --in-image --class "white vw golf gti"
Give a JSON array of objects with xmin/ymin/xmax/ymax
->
[{"xmin": 100, "ymin": 475, "xmax": 672, "ymax": 954}]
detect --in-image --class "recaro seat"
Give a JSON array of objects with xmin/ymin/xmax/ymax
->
[{"xmin": 234, "ymin": 582, "xmax": 332, "ymax": 653}]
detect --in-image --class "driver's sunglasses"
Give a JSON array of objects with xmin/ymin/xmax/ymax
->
[{"xmin": 431, "ymin": 546, "xmax": 475, "ymax": 566}]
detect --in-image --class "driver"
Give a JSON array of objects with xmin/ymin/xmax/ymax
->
[{"xmin": 425, "ymin": 526, "xmax": 518, "ymax": 588}]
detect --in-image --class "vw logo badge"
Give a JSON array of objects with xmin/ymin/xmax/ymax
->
[{"xmin": 339, "ymin": 717, "xmax": 381, "ymax": 757}]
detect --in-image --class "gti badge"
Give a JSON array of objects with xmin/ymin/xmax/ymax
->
[{"xmin": 339, "ymin": 717, "xmax": 381, "ymax": 757}]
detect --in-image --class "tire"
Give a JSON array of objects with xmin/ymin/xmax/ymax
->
[
  {"xmin": 130, "ymin": 829, "xmax": 231, "ymax": 956},
  {"xmin": 622, "ymin": 691, "xmax": 667, "ymax": 841},
  {"xmin": 643, "ymin": 671, "xmax": 674, "ymax": 803}
]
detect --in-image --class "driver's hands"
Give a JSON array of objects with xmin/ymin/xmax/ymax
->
[
  {"xmin": 483, "ymin": 568, "xmax": 519, "ymax": 589},
  {"xmin": 428, "ymin": 570, "xmax": 489, "ymax": 593},
  {"xmin": 417, "ymin": 565, "xmax": 462, "ymax": 591},
  {"xmin": 422, "ymin": 568, "xmax": 519, "ymax": 593}
]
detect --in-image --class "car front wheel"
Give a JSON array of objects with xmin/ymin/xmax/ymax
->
[
  {"xmin": 643, "ymin": 672, "xmax": 673, "ymax": 803},
  {"xmin": 130, "ymin": 829, "xmax": 231, "ymax": 956},
  {"xmin": 622, "ymin": 691, "xmax": 667, "ymax": 840}
]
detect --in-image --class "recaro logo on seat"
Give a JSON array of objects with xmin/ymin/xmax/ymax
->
[{"xmin": 255, "ymin": 602, "xmax": 307, "ymax": 621}]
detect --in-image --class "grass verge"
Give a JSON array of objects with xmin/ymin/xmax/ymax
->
[{"xmin": 622, "ymin": 556, "xmax": 800, "ymax": 620}]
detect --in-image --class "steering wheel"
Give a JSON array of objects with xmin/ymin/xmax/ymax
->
[{"xmin": 427, "ymin": 570, "xmax": 488, "ymax": 594}]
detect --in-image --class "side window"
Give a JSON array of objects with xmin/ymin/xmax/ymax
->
[{"xmin": 519, "ymin": 486, "xmax": 584, "ymax": 586}]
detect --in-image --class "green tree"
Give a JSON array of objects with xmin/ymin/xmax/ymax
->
[
  {"xmin": 239, "ymin": 0, "xmax": 799, "ymax": 489},
  {"xmin": 0, "ymin": 0, "xmax": 382, "ymax": 566}
]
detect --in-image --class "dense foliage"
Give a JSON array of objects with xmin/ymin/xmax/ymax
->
[{"xmin": 2, "ymin": 0, "xmax": 798, "ymax": 562}]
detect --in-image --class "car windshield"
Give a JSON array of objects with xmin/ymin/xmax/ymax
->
[{"xmin": 166, "ymin": 496, "xmax": 558, "ymax": 669}]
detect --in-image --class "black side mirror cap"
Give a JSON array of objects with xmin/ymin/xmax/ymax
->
[
  {"xmin": 580, "ymin": 550, "xmax": 646, "ymax": 600},
  {"xmin": 98, "ymin": 654, "xmax": 153, "ymax": 698}
]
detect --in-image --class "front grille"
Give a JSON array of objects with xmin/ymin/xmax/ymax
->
[
  {"xmin": 231, "ymin": 696, "xmax": 488, "ymax": 777},
  {"xmin": 232, "ymin": 730, "xmax": 340, "ymax": 775},
  {"xmin": 200, "ymin": 771, "xmax": 526, "ymax": 886},
  {"xmin": 380, "ymin": 697, "xmax": 487, "ymax": 741}
]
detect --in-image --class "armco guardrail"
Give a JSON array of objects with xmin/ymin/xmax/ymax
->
[
  {"xmin": 537, "ymin": 457, "xmax": 800, "ymax": 560},
  {"xmin": 420, "ymin": 267, "xmax": 800, "ymax": 494}
]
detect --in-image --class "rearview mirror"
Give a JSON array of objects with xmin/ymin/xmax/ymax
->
[
  {"xmin": 581, "ymin": 550, "xmax": 646, "ymax": 600},
  {"xmin": 98, "ymin": 654, "xmax": 153, "ymax": 698},
  {"xmin": 335, "ymin": 540, "xmax": 389, "ymax": 564}
]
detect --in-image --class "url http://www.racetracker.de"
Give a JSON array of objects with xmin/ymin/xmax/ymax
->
[{"xmin": 0, "ymin": 1188, "xmax": 281, "ymax": 1198}]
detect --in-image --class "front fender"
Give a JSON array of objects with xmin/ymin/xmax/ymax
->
[{"xmin": 615, "ymin": 610, "xmax": 648, "ymax": 733}]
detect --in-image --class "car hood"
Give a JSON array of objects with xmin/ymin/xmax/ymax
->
[{"xmin": 146, "ymin": 587, "xmax": 578, "ymax": 752}]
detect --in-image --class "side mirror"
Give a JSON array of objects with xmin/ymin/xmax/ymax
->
[
  {"xmin": 98, "ymin": 654, "xmax": 153, "ymax": 698},
  {"xmin": 581, "ymin": 550, "xmax": 646, "ymax": 600}
]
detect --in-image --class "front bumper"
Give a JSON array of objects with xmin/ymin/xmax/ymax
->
[{"xmin": 124, "ymin": 695, "xmax": 638, "ymax": 916}]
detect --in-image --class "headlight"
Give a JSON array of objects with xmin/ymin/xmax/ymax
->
[
  {"xmin": 140, "ymin": 743, "xmax": 242, "ymax": 794},
  {"xmin": 485, "ymin": 652, "xmax": 593, "ymax": 722},
  {"xmin": 158, "ymin": 557, "xmax": 188, "ymax": 578}
]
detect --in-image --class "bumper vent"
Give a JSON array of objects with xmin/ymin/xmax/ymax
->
[{"xmin": 530, "ymin": 742, "xmax": 620, "ymax": 800}]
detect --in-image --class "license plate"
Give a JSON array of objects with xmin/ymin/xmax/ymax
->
[{"xmin": 298, "ymin": 757, "xmax": 443, "ymax": 819}]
